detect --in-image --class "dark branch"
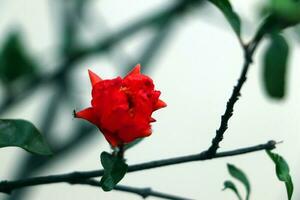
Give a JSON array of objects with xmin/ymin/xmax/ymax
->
[
  {"xmin": 206, "ymin": 31, "xmax": 266, "ymax": 156},
  {"xmin": 0, "ymin": 140, "xmax": 276, "ymax": 194},
  {"xmin": 76, "ymin": 179, "xmax": 193, "ymax": 200}
]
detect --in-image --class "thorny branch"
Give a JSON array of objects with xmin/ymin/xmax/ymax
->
[
  {"xmin": 206, "ymin": 27, "xmax": 267, "ymax": 156},
  {"xmin": 0, "ymin": 141, "xmax": 276, "ymax": 194}
]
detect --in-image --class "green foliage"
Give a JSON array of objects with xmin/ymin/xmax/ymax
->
[
  {"xmin": 208, "ymin": 0, "xmax": 241, "ymax": 37},
  {"xmin": 0, "ymin": 119, "xmax": 52, "ymax": 155},
  {"xmin": 0, "ymin": 31, "xmax": 37, "ymax": 85},
  {"xmin": 271, "ymin": 0, "xmax": 300, "ymax": 24},
  {"xmin": 266, "ymin": 150, "xmax": 293, "ymax": 200},
  {"xmin": 223, "ymin": 180, "xmax": 242, "ymax": 200},
  {"xmin": 227, "ymin": 164, "xmax": 251, "ymax": 200},
  {"xmin": 253, "ymin": 2, "xmax": 300, "ymax": 45},
  {"xmin": 100, "ymin": 151, "xmax": 128, "ymax": 191},
  {"xmin": 263, "ymin": 33, "xmax": 289, "ymax": 99}
]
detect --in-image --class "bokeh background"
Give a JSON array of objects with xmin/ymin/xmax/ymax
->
[{"xmin": 0, "ymin": 0, "xmax": 300, "ymax": 199}]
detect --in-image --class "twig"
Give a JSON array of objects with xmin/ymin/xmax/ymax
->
[
  {"xmin": 76, "ymin": 179, "xmax": 193, "ymax": 200},
  {"xmin": 206, "ymin": 29, "xmax": 266, "ymax": 156},
  {"xmin": 0, "ymin": 140, "xmax": 276, "ymax": 194}
]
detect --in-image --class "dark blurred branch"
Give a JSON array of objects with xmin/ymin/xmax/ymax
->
[
  {"xmin": 7, "ymin": 9, "xmax": 177, "ymax": 174},
  {"xmin": 0, "ymin": 0, "xmax": 204, "ymax": 115},
  {"xmin": 7, "ymin": 1, "xmax": 84, "ymax": 199},
  {"xmin": 140, "ymin": 24, "xmax": 171, "ymax": 67},
  {"xmin": 10, "ymin": 124, "xmax": 96, "ymax": 176},
  {"xmin": 0, "ymin": 140, "xmax": 277, "ymax": 194},
  {"xmin": 7, "ymin": 82, "xmax": 67, "ymax": 200},
  {"xmin": 6, "ymin": 7, "xmax": 179, "ymax": 199},
  {"xmin": 124, "ymin": 15, "xmax": 176, "ymax": 74},
  {"xmin": 77, "ymin": 179, "xmax": 193, "ymax": 200},
  {"xmin": 7, "ymin": 4, "xmax": 178, "ymax": 176},
  {"xmin": 13, "ymin": 82, "xmax": 65, "ymax": 154}
]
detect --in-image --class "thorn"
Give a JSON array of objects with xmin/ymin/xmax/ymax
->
[
  {"xmin": 73, "ymin": 110, "xmax": 77, "ymax": 118},
  {"xmin": 275, "ymin": 140, "xmax": 284, "ymax": 145}
]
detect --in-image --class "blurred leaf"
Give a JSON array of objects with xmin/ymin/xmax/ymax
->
[
  {"xmin": 100, "ymin": 151, "xmax": 128, "ymax": 191},
  {"xmin": 266, "ymin": 150, "xmax": 293, "ymax": 200},
  {"xmin": 0, "ymin": 119, "xmax": 52, "ymax": 155},
  {"xmin": 74, "ymin": 0, "xmax": 90, "ymax": 19},
  {"xmin": 0, "ymin": 31, "xmax": 37, "ymax": 84},
  {"xmin": 253, "ymin": 8, "xmax": 300, "ymax": 46},
  {"xmin": 209, "ymin": 0, "xmax": 241, "ymax": 37},
  {"xmin": 271, "ymin": 0, "xmax": 300, "ymax": 24},
  {"xmin": 124, "ymin": 138, "xmax": 143, "ymax": 151},
  {"xmin": 227, "ymin": 163, "xmax": 250, "ymax": 200},
  {"xmin": 223, "ymin": 180, "xmax": 242, "ymax": 200},
  {"xmin": 263, "ymin": 33, "xmax": 289, "ymax": 99}
]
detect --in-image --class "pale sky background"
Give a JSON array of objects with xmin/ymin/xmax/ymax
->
[{"xmin": 0, "ymin": 0, "xmax": 300, "ymax": 200}]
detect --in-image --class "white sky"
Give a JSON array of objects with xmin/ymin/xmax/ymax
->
[{"xmin": 0, "ymin": 0, "xmax": 300, "ymax": 200}]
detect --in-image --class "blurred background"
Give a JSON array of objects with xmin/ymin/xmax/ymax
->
[{"xmin": 0, "ymin": 0, "xmax": 300, "ymax": 199}]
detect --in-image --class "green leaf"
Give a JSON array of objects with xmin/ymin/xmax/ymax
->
[
  {"xmin": 0, "ymin": 119, "xmax": 52, "ymax": 155},
  {"xmin": 254, "ymin": 1, "xmax": 300, "ymax": 37},
  {"xmin": 263, "ymin": 33, "xmax": 289, "ymax": 99},
  {"xmin": 223, "ymin": 180, "xmax": 243, "ymax": 200},
  {"xmin": 100, "ymin": 151, "xmax": 128, "ymax": 191},
  {"xmin": 0, "ymin": 31, "xmax": 37, "ymax": 84},
  {"xmin": 271, "ymin": 0, "xmax": 300, "ymax": 24},
  {"xmin": 209, "ymin": 0, "xmax": 241, "ymax": 37},
  {"xmin": 227, "ymin": 163, "xmax": 251, "ymax": 200},
  {"xmin": 124, "ymin": 138, "xmax": 143, "ymax": 151},
  {"xmin": 266, "ymin": 150, "xmax": 293, "ymax": 200},
  {"xmin": 251, "ymin": 1, "xmax": 300, "ymax": 43}
]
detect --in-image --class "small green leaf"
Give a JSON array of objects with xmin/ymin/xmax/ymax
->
[
  {"xmin": 227, "ymin": 164, "xmax": 251, "ymax": 200},
  {"xmin": 263, "ymin": 33, "xmax": 289, "ymax": 99},
  {"xmin": 223, "ymin": 180, "xmax": 242, "ymax": 200},
  {"xmin": 209, "ymin": 0, "xmax": 241, "ymax": 37},
  {"xmin": 266, "ymin": 150, "xmax": 293, "ymax": 200},
  {"xmin": 100, "ymin": 151, "xmax": 128, "ymax": 191},
  {"xmin": 0, "ymin": 31, "xmax": 37, "ymax": 84},
  {"xmin": 124, "ymin": 138, "xmax": 143, "ymax": 151},
  {"xmin": 0, "ymin": 119, "xmax": 52, "ymax": 155}
]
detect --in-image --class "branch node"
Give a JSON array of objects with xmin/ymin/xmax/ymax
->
[
  {"xmin": 267, "ymin": 140, "xmax": 277, "ymax": 150},
  {"xmin": 140, "ymin": 187, "xmax": 152, "ymax": 198}
]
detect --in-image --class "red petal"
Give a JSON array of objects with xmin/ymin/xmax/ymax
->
[
  {"xmin": 102, "ymin": 131, "xmax": 120, "ymax": 147},
  {"xmin": 75, "ymin": 107, "xmax": 98, "ymax": 125},
  {"xmin": 125, "ymin": 64, "xmax": 141, "ymax": 78},
  {"xmin": 88, "ymin": 69, "xmax": 102, "ymax": 86},
  {"xmin": 143, "ymin": 127, "xmax": 152, "ymax": 136},
  {"xmin": 154, "ymin": 99, "xmax": 167, "ymax": 111}
]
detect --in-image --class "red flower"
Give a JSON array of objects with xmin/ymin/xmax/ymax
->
[{"xmin": 75, "ymin": 64, "xmax": 166, "ymax": 147}]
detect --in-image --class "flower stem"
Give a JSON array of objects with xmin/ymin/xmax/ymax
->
[{"xmin": 117, "ymin": 144, "xmax": 125, "ymax": 159}]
